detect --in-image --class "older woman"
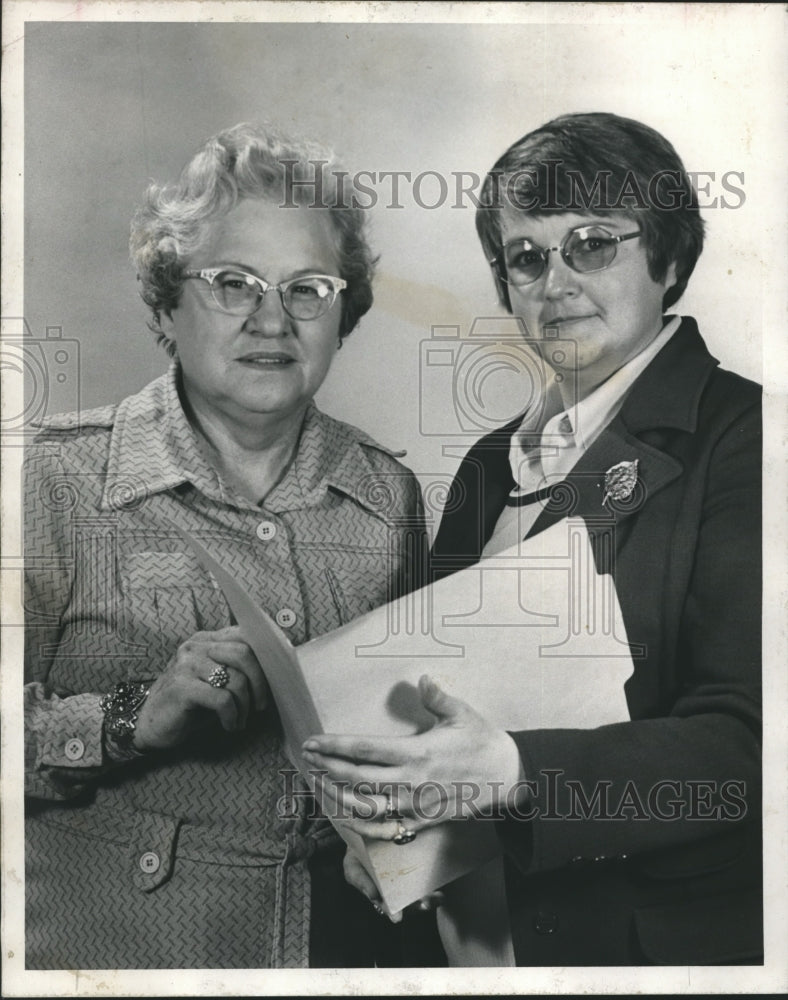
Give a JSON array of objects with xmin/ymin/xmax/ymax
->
[
  {"xmin": 24, "ymin": 123, "xmax": 425, "ymax": 969},
  {"xmin": 302, "ymin": 113, "xmax": 762, "ymax": 966}
]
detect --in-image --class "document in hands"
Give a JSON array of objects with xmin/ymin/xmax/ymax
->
[{"xmin": 181, "ymin": 518, "xmax": 634, "ymax": 915}]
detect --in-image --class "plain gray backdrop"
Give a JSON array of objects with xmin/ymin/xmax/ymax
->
[{"xmin": 23, "ymin": 18, "xmax": 776, "ymax": 531}]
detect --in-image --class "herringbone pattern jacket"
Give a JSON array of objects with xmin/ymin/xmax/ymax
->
[{"xmin": 24, "ymin": 364, "xmax": 424, "ymax": 969}]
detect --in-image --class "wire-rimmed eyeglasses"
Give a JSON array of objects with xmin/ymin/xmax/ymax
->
[
  {"xmin": 185, "ymin": 268, "xmax": 347, "ymax": 321},
  {"xmin": 491, "ymin": 225, "xmax": 642, "ymax": 287}
]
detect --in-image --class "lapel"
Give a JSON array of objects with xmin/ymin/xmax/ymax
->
[
  {"xmin": 526, "ymin": 414, "xmax": 681, "ymax": 536},
  {"xmin": 476, "ymin": 415, "xmax": 521, "ymax": 544},
  {"xmin": 430, "ymin": 416, "xmax": 519, "ymax": 576},
  {"xmin": 491, "ymin": 318, "xmax": 719, "ymax": 544}
]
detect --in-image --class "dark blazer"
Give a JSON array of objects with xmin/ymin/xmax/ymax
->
[{"xmin": 431, "ymin": 318, "xmax": 762, "ymax": 965}]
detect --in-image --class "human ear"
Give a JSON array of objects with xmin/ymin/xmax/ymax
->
[
  {"xmin": 158, "ymin": 310, "xmax": 176, "ymax": 341},
  {"xmin": 664, "ymin": 259, "xmax": 678, "ymax": 293}
]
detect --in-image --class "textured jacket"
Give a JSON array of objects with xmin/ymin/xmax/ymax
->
[
  {"xmin": 24, "ymin": 365, "xmax": 424, "ymax": 969},
  {"xmin": 431, "ymin": 319, "xmax": 762, "ymax": 965}
]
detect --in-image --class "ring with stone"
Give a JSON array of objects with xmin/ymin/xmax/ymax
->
[
  {"xmin": 208, "ymin": 665, "xmax": 230, "ymax": 689},
  {"xmin": 393, "ymin": 821, "xmax": 416, "ymax": 845}
]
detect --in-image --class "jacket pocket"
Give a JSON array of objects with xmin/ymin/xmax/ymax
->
[
  {"xmin": 31, "ymin": 801, "xmax": 182, "ymax": 893},
  {"xmin": 129, "ymin": 808, "xmax": 182, "ymax": 892},
  {"xmin": 321, "ymin": 550, "xmax": 398, "ymax": 625},
  {"xmin": 121, "ymin": 551, "xmax": 232, "ymax": 663},
  {"xmin": 633, "ymin": 888, "xmax": 762, "ymax": 964}
]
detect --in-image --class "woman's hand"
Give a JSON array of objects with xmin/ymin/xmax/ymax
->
[
  {"xmin": 133, "ymin": 625, "xmax": 269, "ymax": 751},
  {"xmin": 343, "ymin": 848, "xmax": 443, "ymax": 921},
  {"xmin": 302, "ymin": 675, "xmax": 524, "ymax": 840}
]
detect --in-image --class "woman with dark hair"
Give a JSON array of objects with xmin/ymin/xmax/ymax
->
[
  {"xmin": 303, "ymin": 113, "xmax": 762, "ymax": 966},
  {"xmin": 24, "ymin": 122, "xmax": 424, "ymax": 969}
]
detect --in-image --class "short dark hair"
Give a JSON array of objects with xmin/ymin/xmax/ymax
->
[
  {"xmin": 130, "ymin": 122, "xmax": 376, "ymax": 353},
  {"xmin": 476, "ymin": 112, "xmax": 705, "ymax": 312}
]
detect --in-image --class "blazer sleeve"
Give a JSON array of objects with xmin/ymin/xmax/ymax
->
[{"xmin": 500, "ymin": 398, "xmax": 762, "ymax": 873}]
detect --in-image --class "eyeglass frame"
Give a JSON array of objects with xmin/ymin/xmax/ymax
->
[
  {"xmin": 184, "ymin": 267, "xmax": 348, "ymax": 320},
  {"xmin": 490, "ymin": 225, "xmax": 642, "ymax": 287}
]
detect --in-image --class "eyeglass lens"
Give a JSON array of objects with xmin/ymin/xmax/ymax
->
[
  {"xmin": 210, "ymin": 271, "xmax": 337, "ymax": 320},
  {"xmin": 503, "ymin": 227, "xmax": 623, "ymax": 286}
]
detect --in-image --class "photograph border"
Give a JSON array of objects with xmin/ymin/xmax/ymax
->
[{"xmin": 2, "ymin": 2, "xmax": 786, "ymax": 995}]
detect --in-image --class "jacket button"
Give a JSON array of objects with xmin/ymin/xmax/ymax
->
[
  {"xmin": 534, "ymin": 910, "xmax": 559, "ymax": 935},
  {"xmin": 256, "ymin": 520, "xmax": 277, "ymax": 541},
  {"xmin": 276, "ymin": 608, "xmax": 297, "ymax": 629},
  {"xmin": 139, "ymin": 851, "xmax": 160, "ymax": 874},
  {"xmin": 64, "ymin": 738, "xmax": 85, "ymax": 761}
]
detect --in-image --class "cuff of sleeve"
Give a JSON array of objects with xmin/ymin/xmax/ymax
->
[
  {"xmin": 491, "ymin": 732, "xmax": 535, "ymax": 873},
  {"xmin": 38, "ymin": 693, "xmax": 106, "ymax": 769},
  {"xmin": 496, "ymin": 807, "xmax": 535, "ymax": 874}
]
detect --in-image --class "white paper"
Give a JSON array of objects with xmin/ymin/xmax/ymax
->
[{"xmin": 182, "ymin": 517, "xmax": 633, "ymax": 914}]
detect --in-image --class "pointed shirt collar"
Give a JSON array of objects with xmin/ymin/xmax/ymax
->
[
  {"xmin": 509, "ymin": 315, "xmax": 682, "ymax": 490},
  {"xmin": 101, "ymin": 362, "xmax": 399, "ymax": 515}
]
